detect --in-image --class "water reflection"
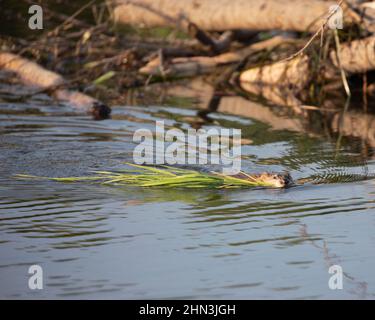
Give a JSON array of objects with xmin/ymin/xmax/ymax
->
[{"xmin": 1, "ymin": 95, "xmax": 375, "ymax": 299}]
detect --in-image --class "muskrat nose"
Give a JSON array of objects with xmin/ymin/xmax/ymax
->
[
  {"xmin": 278, "ymin": 180, "xmax": 286, "ymax": 188},
  {"xmin": 283, "ymin": 173, "xmax": 294, "ymax": 187}
]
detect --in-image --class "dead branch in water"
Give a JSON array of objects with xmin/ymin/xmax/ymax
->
[{"xmin": 0, "ymin": 52, "xmax": 111, "ymax": 120}]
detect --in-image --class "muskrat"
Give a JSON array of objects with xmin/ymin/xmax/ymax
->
[{"xmin": 230, "ymin": 172, "xmax": 294, "ymax": 188}]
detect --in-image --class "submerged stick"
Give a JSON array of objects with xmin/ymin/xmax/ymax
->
[{"xmin": 333, "ymin": 29, "xmax": 351, "ymax": 98}]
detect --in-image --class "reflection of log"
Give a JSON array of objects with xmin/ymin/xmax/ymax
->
[
  {"xmin": 330, "ymin": 36, "xmax": 375, "ymax": 73},
  {"xmin": 332, "ymin": 111, "xmax": 375, "ymax": 147},
  {"xmin": 239, "ymin": 55, "xmax": 310, "ymax": 112},
  {"xmin": 158, "ymin": 78, "xmax": 375, "ymax": 147},
  {"xmin": 140, "ymin": 36, "xmax": 297, "ymax": 77},
  {"xmin": 113, "ymin": 0, "xmax": 350, "ymax": 32},
  {"xmin": 215, "ymin": 96, "xmax": 307, "ymax": 133},
  {"xmin": 159, "ymin": 78, "xmax": 307, "ymax": 132},
  {"xmin": 216, "ymin": 96, "xmax": 375, "ymax": 148},
  {"xmin": 216, "ymin": 96, "xmax": 375, "ymax": 147},
  {"xmin": 218, "ymin": 97, "xmax": 375, "ymax": 147},
  {"xmin": 0, "ymin": 52, "xmax": 111, "ymax": 120}
]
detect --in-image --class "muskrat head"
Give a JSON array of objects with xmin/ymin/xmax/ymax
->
[{"xmin": 259, "ymin": 172, "xmax": 294, "ymax": 188}]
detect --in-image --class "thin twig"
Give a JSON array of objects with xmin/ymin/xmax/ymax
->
[
  {"xmin": 363, "ymin": 72, "xmax": 368, "ymax": 112},
  {"xmin": 281, "ymin": 0, "xmax": 344, "ymax": 62},
  {"xmin": 333, "ymin": 29, "xmax": 351, "ymax": 98}
]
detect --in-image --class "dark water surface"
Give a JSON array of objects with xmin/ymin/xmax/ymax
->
[{"xmin": 1, "ymin": 97, "xmax": 375, "ymax": 299}]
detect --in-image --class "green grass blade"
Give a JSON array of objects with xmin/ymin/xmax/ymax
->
[{"xmin": 15, "ymin": 165, "xmax": 280, "ymax": 189}]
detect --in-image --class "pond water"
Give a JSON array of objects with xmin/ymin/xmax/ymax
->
[{"xmin": 1, "ymin": 94, "xmax": 375, "ymax": 299}]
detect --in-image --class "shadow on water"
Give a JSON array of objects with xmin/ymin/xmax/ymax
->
[{"xmin": 1, "ymin": 81, "xmax": 375, "ymax": 298}]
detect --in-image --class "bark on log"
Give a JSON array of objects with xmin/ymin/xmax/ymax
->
[
  {"xmin": 112, "ymin": 0, "xmax": 354, "ymax": 32},
  {"xmin": 0, "ymin": 52, "xmax": 111, "ymax": 120},
  {"xmin": 330, "ymin": 36, "xmax": 375, "ymax": 73},
  {"xmin": 239, "ymin": 55, "xmax": 310, "ymax": 112},
  {"xmin": 360, "ymin": 2, "xmax": 375, "ymax": 33}
]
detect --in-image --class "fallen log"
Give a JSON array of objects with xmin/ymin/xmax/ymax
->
[
  {"xmin": 238, "ymin": 34, "xmax": 375, "ymax": 110},
  {"xmin": 330, "ymin": 36, "xmax": 375, "ymax": 73},
  {"xmin": 0, "ymin": 52, "xmax": 111, "ymax": 120},
  {"xmin": 360, "ymin": 2, "xmax": 375, "ymax": 33},
  {"xmin": 112, "ymin": 0, "xmax": 356, "ymax": 32},
  {"xmin": 239, "ymin": 54, "xmax": 310, "ymax": 113}
]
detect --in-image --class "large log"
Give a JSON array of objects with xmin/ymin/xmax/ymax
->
[
  {"xmin": 330, "ymin": 36, "xmax": 375, "ymax": 73},
  {"xmin": 112, "ymin": 0, "xmax": 353, "ymax": 32},
  {"xmin": 239, "ymin": 54, "xmax": 310, "ymax": 112},
  {"xmin": 0, "ymin": 52, "xmax": 111, "ymax": 120}
]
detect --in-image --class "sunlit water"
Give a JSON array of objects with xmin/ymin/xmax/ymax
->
[{"xmin": 1, "ymin": 97, "xmax": 375, "ymax": 299}]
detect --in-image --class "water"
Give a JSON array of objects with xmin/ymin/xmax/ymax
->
[{"xmin": 1, "ymin": 94, "xmax": 375, "ymax": 299}]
